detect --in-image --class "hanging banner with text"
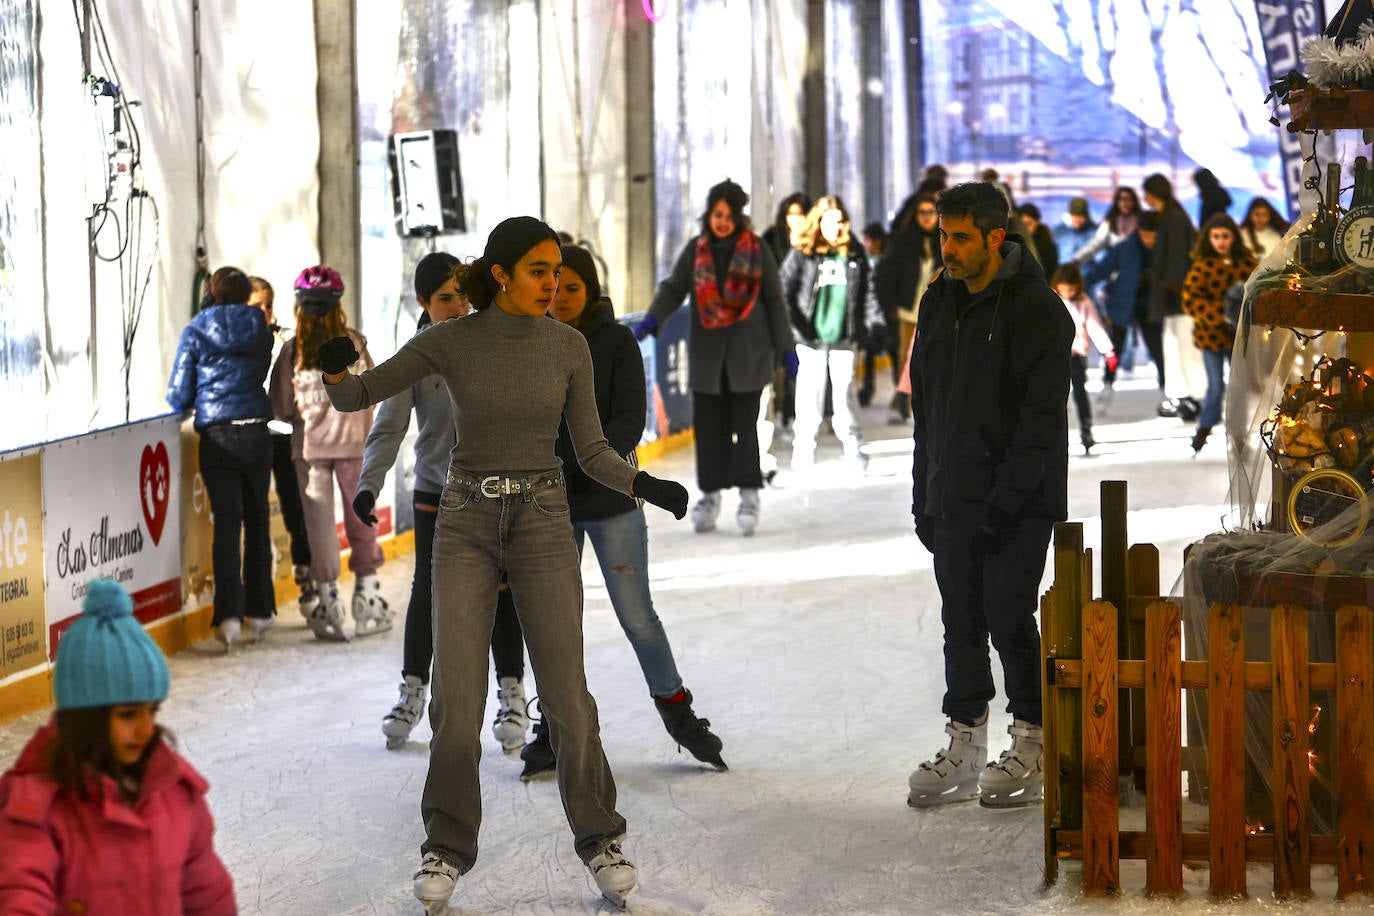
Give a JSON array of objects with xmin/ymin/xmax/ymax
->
[
  {"xmin": 0, "ymin": 452, "xmax": 47, "ymax": 678},
  {"xmin": 42, "ymin": 415, "xmax": 183, "ymax": 659},
  {"xmin": 1255, "ymin": 0, "xmax": 1326, "ymax": 217}
]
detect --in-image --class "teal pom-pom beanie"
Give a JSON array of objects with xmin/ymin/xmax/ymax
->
[{"xmin": 53, "ymin": 578, "xmax": 171, "ymax": 709}]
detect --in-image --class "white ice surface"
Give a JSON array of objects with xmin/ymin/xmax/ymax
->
[{"xmin": 0, "ymin": 373, "xmax": 1350, "ymax": 914}]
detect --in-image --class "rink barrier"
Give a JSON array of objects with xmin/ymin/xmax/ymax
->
[{"xmin": 1043, "ymin": 482, "xmax": 1374, "ymax": 900}]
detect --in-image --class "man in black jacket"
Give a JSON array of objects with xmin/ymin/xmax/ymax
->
[{"xmin": 906, "ymin": 182, "xmax": 1073, "ymax": 809}]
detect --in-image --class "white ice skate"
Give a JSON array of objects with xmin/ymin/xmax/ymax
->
[
  {"xmin": 737, "ymin": 488, "xmax": 760, "ymax": 536},
  {"xmin": 978, "ymin": 718, "xmax": 1044, "ymax": 808},
  {"xmin": 351, "ymin": 574, "xmax": 393, "ymax": 637},
  {"xmin": 246, "ymin": 617, "xmax": 274, "ymax": 644},
  {"xmin": 691, "ymin": 491, "xmax": 721, "ymax": 533},
  {"xmin": 382, "ymin": 675, "xmax": 427, "ymax": 750},
  {"xmin": 413, "ymin": 851, "xmax": 459, "ymax": 912},
  {"xmin": 307, "ymin": 581, "xmax": 349, "ymax": 641},
  {"xmin": 907, "ymin": 708, "xmax": 988, "ymax": 808},
  {"xmin": 492, "ymin": 677, "xmax": 529, "ymax": 754},
  {"xmin": 295, "ymin": 565, "xmax": 317, "ymax": 618},
  {"xmin": 213, "ymin": 618, "xmax": 240, "ymax": 651},
  {"xmin": 586, "ymin": 842, "xmax": 637, "ymax": 908}
]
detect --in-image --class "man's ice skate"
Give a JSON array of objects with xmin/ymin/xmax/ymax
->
[
  {"xmin": 307, "ymin": 581, "xmax": 349, "ymax": 641},
  {"xmin": 519, "ymin": 714, "xmax": 556, "ymax": 780},
  {"xmin": 492, "ymin": 676, "xmax": 529, "ymax": 753},
  {"xmin": 736, "ymin": 488, "xmax": 760, "ymax": 537},
  {"xmin": 586, "ymin": 842, "xmax": 637, "ymax": 908},
  {"xmin": 978, "ymin": 718, "xmax": 1044, "ymax": 808},
  {"xmin": 691, "ymin": 491, "xmax": 721, "ymax": 533},
  {"xmin": 351, "ymin": 574, "xmax": 393, "ymax": 636},
  {"xmin": 413, "ymin": 850, "xmax": 459, "ymax": 913},
  {"xmin": 295, "ymin": 565, "xmax": 317, "ymax": 618},
  {"xmin": 907, "ymin": 709, "xmax": 987, "ymax": 807},
  {"xmin": 654, "ymin": 689, "xmax": 727, "ymax": 770},
  {"xmin": 382, "ymin": 675, "xmax": 427, "ymax": 750}
]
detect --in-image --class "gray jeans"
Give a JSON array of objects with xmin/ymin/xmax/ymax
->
[{"xmin": 421, "ymin": 468, "xmax": 625, "ymax": 872}]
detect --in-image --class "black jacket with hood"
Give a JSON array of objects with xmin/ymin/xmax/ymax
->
[
  {"xmin": 555, "ymin": 298, "xmax": 645, "ymax": 523},
  {"xmin": 778, "ymin": 247, "xmax": 886, "ymax": 348},
  {"xmin": 910, "ymin": 236, "xmax": 1074, "ymax": 524}
]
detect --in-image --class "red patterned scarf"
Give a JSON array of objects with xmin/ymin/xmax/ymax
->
[{"xmin": 694, "ymin": 231, "xmax": 762, "ymax": 329}]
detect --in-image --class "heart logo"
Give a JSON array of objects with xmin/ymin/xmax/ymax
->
[{"xmin": 139, "ymin": 442, "xmax": 170, "ymax": 546}]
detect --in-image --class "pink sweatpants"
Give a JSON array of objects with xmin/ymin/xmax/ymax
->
[{"xmin": 295, "ymin": 456, "xmax": 383, "ymax": 582}]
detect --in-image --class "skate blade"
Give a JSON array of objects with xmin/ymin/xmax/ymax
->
[
  {"xmin": 700, "ymin": 754, "xmax": 728, "ymax": 771},
  {"xmin": 519, "ymin": 765, "xmax": 556, "ymax": 782},
  {"xmin": 906, "ymin": 789, "xmax": 980, "ymax": 808},
  {"xmin": 385, "ymin": 734, "xmax": 407, "ymax": 751},
  {"xmin": 310, "ymin": 629, "xmax": 350, "ymax": 642},
  {"xmin": 500, "ymin": 740, "xmax": 528, "ymax": 756},
  {"xmin": 351, "ymin": 620, "xmax": 393, "ymax": 638},
  {"xmin": 978, "ymin": 788, "xmax": 1044, "ymax": 809},
  {"xmin": 600, "ymin": 888, "xmax": 632, "ymax": 909}
]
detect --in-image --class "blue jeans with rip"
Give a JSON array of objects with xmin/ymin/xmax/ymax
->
[{"xmin": 574, "ymin": 507, "xmax": 684, "ymax": 699}]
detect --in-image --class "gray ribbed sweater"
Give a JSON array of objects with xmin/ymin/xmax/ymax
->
[{"xmin": 325, "ymin": 305, "xmax": 638, "ymax": 494}]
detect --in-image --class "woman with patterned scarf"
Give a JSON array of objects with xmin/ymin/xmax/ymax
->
[{"xmin": 638, "ymin": 179, "xmax": 793, "ymax": 535}]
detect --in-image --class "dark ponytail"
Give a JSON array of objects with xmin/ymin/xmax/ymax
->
[{"xmin": 458, "ymin": 216, "xmax": 561, "ymax": 310}]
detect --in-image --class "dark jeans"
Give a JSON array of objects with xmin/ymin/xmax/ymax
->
[
  {"xmin": 929, "ymin": 511, "xmax": 1054, "ymax": 725},
  {"xmin": 199, "ymin": 422, "xmax": 274, "ymax": 625},
  {"xmin": 1069, "ymin": 354, "xmax": 1091, "ymax": 432},
  {"xmin": 693, "ymin": 387, "xmax": 764, "ymax": 491},
  {"xmin": 1105, "ymin": 311, "xmax": 1165, "ymax": 389},
  {"xmin": 859, "ymin": 306, "xmax": 901, "ymax": 394},
  {"xmin": 404, "ymin": 490, "xmax": 525, "ymax": 684},
  {"xmin": 269, "ymin": 431, "xmax": 311, "ymax": 567}
]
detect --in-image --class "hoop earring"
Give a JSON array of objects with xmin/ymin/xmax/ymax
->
[{"xmin": 501, "ymin": 283, "xmax": 507, "ymax": 293}]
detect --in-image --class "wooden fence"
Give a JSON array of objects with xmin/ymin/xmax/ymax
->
[{"xmin": 1043, "ymin": 482, "xmax": 1374, "ymax": 899}]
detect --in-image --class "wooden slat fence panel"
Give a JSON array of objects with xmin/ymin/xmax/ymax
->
[
  {"xmin": 1337, "ymin": 605, "xmax": 1374, "ymax": 897},
  {"xmin": 1272, "ymin": 604, "xmax": 1311, "ymax": 899},
  {"xmin": 1145, "ymin": 601, "xmax": 1182, "ymax": 896},
  {"xmin": 1208, "ymin": 602, "xmax": 1247, "ymax": 898},
  {"xmin": 1082, "ymin": 600, "xmax": 1119, "ymax": 895}
]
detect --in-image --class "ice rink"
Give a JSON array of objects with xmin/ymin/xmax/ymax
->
[{"xmin": 3, "ymin": 371, "xmax": 1340, "ymax": 914}]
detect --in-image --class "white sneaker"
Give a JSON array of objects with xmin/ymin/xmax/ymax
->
[
  {"xmin": 737, "ymin": 488, "xmax": 760, "ymax": 536},
  {"xmin": 352, "ymin": 574, "xmax": 394, "ymax": 636},
  {"xmin": 246, "ymin": 617, "xmax": 274, "ymax": 644},
  {"xmin": 492, "ymin": 677, "xmax": 529, "ymax": 753},
  {"xmin": 213, "ymin": 618, "xmax": 240, "ymax": 650},
  {"xmin": 587, "ymin": 842, "xmax": 637, "ymax": 908},
  {"xmin": 308, "ymin": 581, "xmax": 348, "ymax": 641},
  {"xmin": 978, "ymin": 718, "xmax": 1044, "ymax": 808},
  {"xmin": 382, "ymin": 675, "xmax": 427, "ymax": 750},
  {"xmin": 907, "ymin": 709, "xmax": 988, "ymax": 807},
  {"xmin": 413, "ymin": 851, "xmax": 460, "ymax": 908},
  {"xmin": 691, "ymin": 491, "xmax": 721, "ymax": 533},
  {"xmin": 296, "ymin": 566, "xmax": 318, "ymax": 618}
]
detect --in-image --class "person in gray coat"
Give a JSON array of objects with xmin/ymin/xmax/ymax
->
[{"xmin": 637, "ymin": 178, "xmax": 793, "ymax": 535}]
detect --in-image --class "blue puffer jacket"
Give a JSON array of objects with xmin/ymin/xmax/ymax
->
[
  {"xmin": 166, "ymin": 304, "xmax": 273, "ymax": 429},
  {"xmin": 1081, "ymin": 231, "xmax": 1152, "ymax": 327}
]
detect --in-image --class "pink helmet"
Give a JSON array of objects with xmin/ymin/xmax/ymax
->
[{"xmin": 293, "ymin": 265, "xmax": 344, "ymax": 309}]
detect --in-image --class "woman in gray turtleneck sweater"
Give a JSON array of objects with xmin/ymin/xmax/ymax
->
[{"xmin": 317, "ymin": 217, "xmax": 686, "ymax": 911}]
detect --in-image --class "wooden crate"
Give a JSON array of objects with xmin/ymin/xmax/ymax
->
[{"xmin": 1287, "ymin": 87, "xmax": 1374, "ymax": 132}]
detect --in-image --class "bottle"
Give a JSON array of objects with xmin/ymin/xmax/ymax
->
[{"xmin": 1352, "ymin": 157, "xmax": 1369, "ymax": 209}]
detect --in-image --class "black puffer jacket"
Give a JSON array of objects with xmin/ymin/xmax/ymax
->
[
  {"xmin": 555, "ymin": 298, "xmax": 646, "ymax": 523},
  {"xmin": 778, "ymin": 248, "xmax": 886, "ymax": 348},
  {"xmin": 910, "ymin": 237, "xmax": 1074, "ymax": 522}
]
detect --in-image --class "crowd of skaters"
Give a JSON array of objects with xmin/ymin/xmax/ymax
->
[{"xmin": 0, "ymin": 161, "xmax": 1282, "ymax": 910}]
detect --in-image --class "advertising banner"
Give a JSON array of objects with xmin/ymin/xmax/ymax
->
[
  {"xmin": 42, "ymin": 416, "xmax": 183, "ymax": 658},
  {"xmin": 0, "ymin": 452, "xmax": 47, "ymax": 678},
  {"xmin": 179, "ymin": 424, "xmax": 215, "ymax": 609},
  {"xmin": 1254, "ymin": 0, "xmax": 1326, "ymax": 217}
]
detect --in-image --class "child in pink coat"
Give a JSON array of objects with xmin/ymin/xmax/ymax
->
[
  {"xmin": 1051, "ymin": 264, "xmax": 1117, "ymax": 455},
  {"xmin": 0, "ymin": 579, "xmax": 236, "ymax": 915}
]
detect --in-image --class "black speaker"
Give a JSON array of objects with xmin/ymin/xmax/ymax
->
[{"xmin": 388, "ymin": 129, "xmax": 466, "ymax": 236}]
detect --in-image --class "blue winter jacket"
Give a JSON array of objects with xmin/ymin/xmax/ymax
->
[
  {"xmin": 1081, "ymin": 231, "xmax": 1153, "ymax": 328},
  {"xmin": 166, "ymin": 304, "xmax": 273, "ymax": 429}
]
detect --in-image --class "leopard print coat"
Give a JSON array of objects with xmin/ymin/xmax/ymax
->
[{"xmin": 1181, "ymin": 253, "xmax": 1256, "ymax": 352}]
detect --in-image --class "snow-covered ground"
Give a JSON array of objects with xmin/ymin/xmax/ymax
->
[{"xmin": 3, "ymin": 370, "xmax": 1348, "ymax": 914}]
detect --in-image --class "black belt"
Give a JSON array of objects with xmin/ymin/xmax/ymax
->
[{"xmin": 447, "ymin": 470, "xmax": 563, "ymax": 499}]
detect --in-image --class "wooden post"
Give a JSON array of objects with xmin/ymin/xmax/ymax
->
[
  {"xmin": 1100, "ymin": 482, "xmax": 1138, "ymax": 781},
  {"xmin": 1272, "ymin": 604, "xmax": 1312, "ymax": 899},
  {"xmin": 1082, "ymin": 600, "xmax": 1120, "ymax": 895},
  {"xmin": 1208, "ymin": 603, "xmax": 1247, "ymax": 898},
  {"xmin": 1051, "ymin": 522, "xmax": 1085, "ymax": 838},
  {"xmin": 1144, "ymin": 601, "xmax": 1182, "ymax": 896},
  {"xmin": 1042, "ymin": 587, "xmax": 1059, "ymax": 885},
  {"xmin": 1337, "ymin": 605, "xmax": 1374, "ymax": 897}
]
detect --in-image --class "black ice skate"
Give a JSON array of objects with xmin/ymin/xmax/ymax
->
[
  {"xmin": 654, "ymin": 689, "xmax": 727, "ymax": 770},
  {"xmin": 519, "ymin": 714, "xmax": 556, "ymax": 781}
]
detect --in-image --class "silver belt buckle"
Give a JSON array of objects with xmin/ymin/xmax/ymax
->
[{"xmin": 480, "ymin": 475, "xmax": 503, "ymax": 498}]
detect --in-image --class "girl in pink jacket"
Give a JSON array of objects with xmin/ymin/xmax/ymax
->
[
  {"xmin": 1051, "ymin": 264, "xmax": 1117, "ymax": 455},
  {"xmin": 0, "ymin": 579, "xmax": 236, "ymax": 915}
]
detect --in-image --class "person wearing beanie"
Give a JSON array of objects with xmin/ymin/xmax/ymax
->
[
  {"xmin": 638, "ymin": 178, "xmax": 794, "ymax": 536},
  {"xmin": 167, "ymin": 265, "xmax": 276, "ymax": 649},
  {"xmin": 518, "ymin": 245, "xmax": 725, "ymax": 778},
  {"xmin": 0, "ymin": 579, "xmax": 236, "ymax": 914},
  {"xmin": 317, "ymin": 216, "xmax": 690, "ymax": 909},
  {"xmin": 354, "ymin": 253, "xmax": 530, "ymax": 753},
  {"xmin": 269, "ymin": 264, "xmax": 388, "ymax": 641},
  {"xmin": 1053, "ymin": 196, "xmax": 1097, "ymax": 266}
]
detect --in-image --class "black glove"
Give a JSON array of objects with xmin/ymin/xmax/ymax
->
[
  {"xmin": 352, "ymin": 489, "xmax": 377, "ymax": 526},
  {"xmin": 914, "ymin": 512, "xmax": 935, "ymax": 554},
  {"xmin": 319, "ymin": 336, "xmax": 360, "ymax": 375},
  {"xmin": 972, "ymin": 503, "xmax": 1013, "ymax": 555},
  {"xmin": 633, "ymin": 471, "xmax": 688, "ymax": 520}
]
